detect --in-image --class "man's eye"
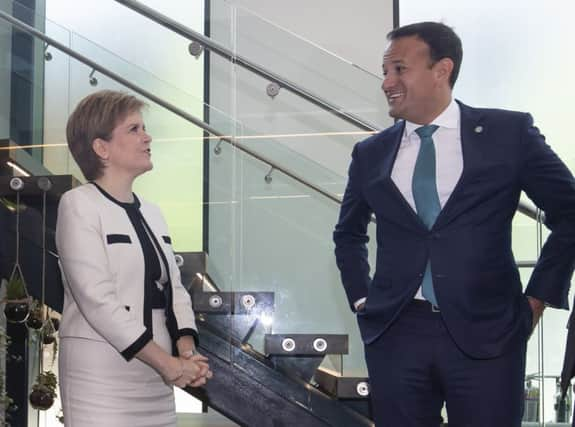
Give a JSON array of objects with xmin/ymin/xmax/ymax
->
[{"xmin": 395, "ymin": 65, "xmax": 405, "ymax": 73}]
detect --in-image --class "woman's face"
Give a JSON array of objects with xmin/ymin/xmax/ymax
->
[{"xmin": 97, "ymin": 110, "xmax": 153, "ymax": 180}]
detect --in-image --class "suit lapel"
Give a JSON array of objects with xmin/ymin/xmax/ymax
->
[
  {"xmin": 379, "ymin": 120, "xmax": 404, "ymax": 179},
  {"xmin": 378, "ymin": 120, "xmax": 427, "ymax": 229},
  {"xmin": 433, "ymin": 101, "xmax": 485, "ymax": 229}
]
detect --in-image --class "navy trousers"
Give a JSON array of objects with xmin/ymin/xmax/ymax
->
[{"xmin": 364, "ymin": 301, "xmax": 528, "ymax": 427}]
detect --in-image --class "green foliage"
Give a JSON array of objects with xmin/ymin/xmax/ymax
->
[
  {"xmin": 29, "ymin": 299, "xmax": 41, "ymax": 316},
  {"xmin": 32, "ymin": 371, "xmax": 58, "ymax": 398},
  {"xmin": 5, "ymin": 274, "xmax": 27, "ymax": 300}
]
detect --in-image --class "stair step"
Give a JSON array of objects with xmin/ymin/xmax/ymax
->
[
  {"xmin": 265, "ymin": 334, "xmax": 348, "ymax": 356},
  {"xmin": 192, "ymin": 291, "xmax": 274, "ymax": 315},
  {"xmin": 314, "ymin": 367, "xmax": 370, "ymax": 399},
  {"xmin": 0, "ymin": 173, "xmax": 79, "ymax": 198}
]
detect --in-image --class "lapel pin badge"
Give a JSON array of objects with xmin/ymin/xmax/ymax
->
[{"xmin": 474, "ymin": 125, "xmax": 483, "ymax": 134}]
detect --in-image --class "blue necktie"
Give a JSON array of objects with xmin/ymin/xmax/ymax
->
[{"xmin": 412, "ymin": 125, "xmax": 440, "ymax": 307}]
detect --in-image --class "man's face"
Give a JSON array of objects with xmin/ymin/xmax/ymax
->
[{"xmin": 382, "ymin": 35, "xmax": 447, "ymax": 124}]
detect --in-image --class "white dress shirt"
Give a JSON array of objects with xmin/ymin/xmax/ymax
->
[{"xmin": 355, "ymin": 99, "xmax": 463, "ymax": 309}]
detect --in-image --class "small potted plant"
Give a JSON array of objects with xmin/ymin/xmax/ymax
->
[
  {"xmin": 42, "ymin": 318, "xmax": 57, "ymax": 345},
  {"xmin": 26, "ymin": 300, "xmax": 43, "ymax": 330},
  {"xmin": 50, "ymin": 316, "xmax": 60, "ymax": 332},
  {"xmin": 29, "ymin": 371, "xmax": 57, "ymax": 411},
  {"xmin": 4, "ymin": 273, "xmax": 30, "ymax": 323}
]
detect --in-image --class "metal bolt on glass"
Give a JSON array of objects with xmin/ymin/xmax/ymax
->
[
  {"xmin": 213, "ymin": 139, "xmax": 223, "ymax": 155},
  {"xmin": 44, "ymin": 44, "xmax": 52, "ymax": 61},
  {"xmin": 208, "ymin": 294, "xmax": 223, "ymax": 309},
  {"xmin": 188, "ymin": 41, "xmax": 203, "ymax": 58},
  {"xmin": 174, "ymin": 254, "xmax": 184, "ymax": 268},
  {"xmin": 9, "ymin": 177, "xmax": 24, "ymax": 191},
  {"xmin": 241, "ymin": 294, "xmax": 256, "ymax": 310},
  {"xmin": 37, "ymin": 177, "xmax": 52, "ymax": 192},
  {"xmin": 89, "ymin": 69, "xmax": 98, "ymax": 86},
  {"xmin": 356, "ymin": 382, "xmax": 370, "ymax": 397},
  {"xmin": 266, "ymin": 82, "xmax": 280, "ymax": 98},
  {"xmin": 312, "ymin": 338, "xmax": 327, "ymax": 353},
  {"xmin": 265, "ymin": 167, "xmax": 274, "ymax": 184},
  {"xmin": 281, "ymin": 338, "xmax": 296, "ymax": 352}
]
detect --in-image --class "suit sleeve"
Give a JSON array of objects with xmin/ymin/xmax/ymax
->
[
  {"xmin": 56, "ymin": 191, "xmax": 151, "ymax": 359},
  {"xmin": 520, "ymin": 113, "xmax": 575, "ymax": 309},
  {"xmin": 333, "ymin": 143, "xmax": 373, "ymax": 311}
]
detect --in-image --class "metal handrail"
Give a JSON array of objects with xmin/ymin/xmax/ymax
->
[
  {"xmin": 0, "ymin": 10, "xmax": 542, "ymax": 222},
  {"xmin": 112, "ymin": 0, "xmax": 542, "ymax": 223},
  {"xmin": 114, "ymin": 0, "xmax": 380, "ymax": 132},
  {"xmin": 0, "ymin": 9, "xmax": 342, "ymax": 205}
]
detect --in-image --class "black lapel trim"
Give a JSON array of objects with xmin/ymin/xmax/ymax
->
[
  {"xmin": 106, "ymin": 234, "xmax": 132, "ymax": 244},
  {"xmin": 123, "ymin": 208, "xmax": 154, "ymax": 334},
  {"xmin": 90, "ymin": 182, "xmax": 141, "ymax": 209},
  {"xmin": 140, "ymin": 216, "xmax": 182, "ymax": 356}
]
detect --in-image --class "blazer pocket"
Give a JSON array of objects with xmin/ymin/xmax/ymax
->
[{"xmin": 106, "ymin": 234, "xmax": 132, "ymax": 244}]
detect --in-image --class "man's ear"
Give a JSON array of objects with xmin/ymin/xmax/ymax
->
[
  {"xmin": 434, "ymin": 58, "xmax": 454, "ymax": 85},
  {"xmin": 92, "ymin": 138, "xmax": 109, "ymax": 161}
]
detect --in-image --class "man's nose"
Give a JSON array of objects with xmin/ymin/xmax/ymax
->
[{"xmin": 382, "ymin": 74, "xmax": 394, "ymax": 92}]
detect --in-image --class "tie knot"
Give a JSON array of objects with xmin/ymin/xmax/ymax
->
[{"xmin": 415, "ymin": 125, "xmax": 439, "ymax": 139}]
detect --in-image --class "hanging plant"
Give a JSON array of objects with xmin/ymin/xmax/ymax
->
[
  {"xmin": 26, "ymin": 300, "xmax": 43, "ymax": 330},
  {"xmin": 4, "ymin": 179, "xmax": 31, "ymax": 324},
  {"xmin": 0, "ymin": 326, "xmax": 13, "ymax": 414},
  {"xmin": 50, "ymin": 317, "xmax": 60, "ymax": 332},
  {"xmin": 29, "ymin": 371, "xmax": 57, "ymax": 410},
  {"xmin": 56, "ymin": 408, "xmax": 64, "ymax": 424},
  {"xmin": 42, "ymin": 334, "xmax": 56, "ymax": 345},
  {"xmin": 4, "ymin": 271, "xmax": 30, "ymax": 323},
  {"xmin": 42, "ymin": 317, "xmax": 57, "ymax": 345}
]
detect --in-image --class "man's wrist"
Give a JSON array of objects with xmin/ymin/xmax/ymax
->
[
  {"xmin": 354, "ymin": 297, "xmax": 367, "ymax": 311},
  {"xmin": 527, "ymin": 296, "xmax": 546, "ymax": 312}
]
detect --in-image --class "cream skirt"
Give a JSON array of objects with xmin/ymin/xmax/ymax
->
[{"xmin": 59, "ymin": 310, "xmax": 176, "ymax": 427}]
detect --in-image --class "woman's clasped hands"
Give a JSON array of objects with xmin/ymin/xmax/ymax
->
[{"xmin": 163, "ymin": 351, "xmax": 213, "ymax": 388}]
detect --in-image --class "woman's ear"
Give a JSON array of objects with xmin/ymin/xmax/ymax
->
[{"xmin": 92, "ymin": 138, "xmax": 109, "ymax": 161}]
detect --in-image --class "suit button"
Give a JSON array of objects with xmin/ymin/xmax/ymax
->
[{"xmin": 418, "ymin": 273, "xmax": 424, "ymax": 278}]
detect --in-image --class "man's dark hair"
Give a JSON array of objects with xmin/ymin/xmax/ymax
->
[{"xmin": 387, "ymin": 22, "xmax": 463, "ymax": 88}]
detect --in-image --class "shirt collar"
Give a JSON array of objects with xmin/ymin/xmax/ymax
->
[{"xmin": 404, "ymin": 98, "xmax": 459, "ymax": 138}]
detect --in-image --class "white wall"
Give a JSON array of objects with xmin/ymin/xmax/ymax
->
[{"xmin": 229, "ymin": 0, "xmax": 393, "ymax": 77}]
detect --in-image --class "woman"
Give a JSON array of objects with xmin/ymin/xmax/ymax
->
[{"xmin": 56, "ymin": 90, "xmax": 212, "ymax": 426}]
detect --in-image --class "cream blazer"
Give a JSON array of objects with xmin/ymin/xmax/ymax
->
[{"xmin": 56, "ymin": 183, "xmax": 197, "ymax": 360}]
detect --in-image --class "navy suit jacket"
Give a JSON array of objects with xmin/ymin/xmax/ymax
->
[{"xmin": 334, "ymin": 101, "xmax": 575, "ymax": 359}]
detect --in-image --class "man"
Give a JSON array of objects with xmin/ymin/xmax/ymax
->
[{"xmin": 333, "ymin": 21, "xmax": 575, "ymax": 426}]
